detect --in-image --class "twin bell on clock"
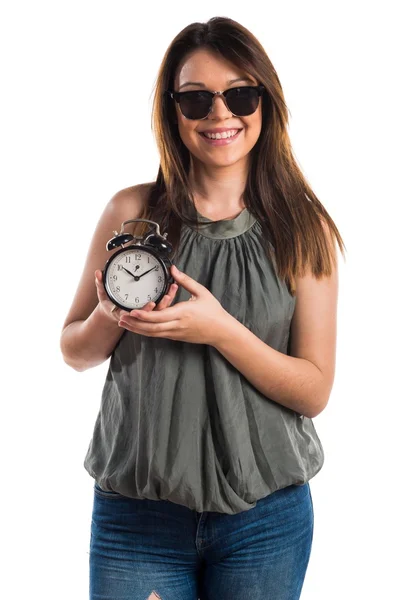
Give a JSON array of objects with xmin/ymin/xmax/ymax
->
[{"xmin": 102, "ymin": 218, "xmax": 175, "ymax": 311}]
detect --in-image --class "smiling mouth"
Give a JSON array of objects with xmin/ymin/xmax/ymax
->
[{"xmin": 199, "ymin": 129, "xmax": 243, "ymax": 140}]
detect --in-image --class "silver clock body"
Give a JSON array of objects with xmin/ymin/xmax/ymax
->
[{"xmin": 103, "ymin": 245, "xmax": 171, "ymax": 310}]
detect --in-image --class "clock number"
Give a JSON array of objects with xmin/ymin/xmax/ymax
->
[
  {"xmin": 117, "ymin": 265, "xmax": 123, "ymax": 271},
  {"xmin": 116, "ymin": 286, "xmax": 120, "ymax": 293},
  {"xmin": 112, "ymin": 275, "xmax": 117, "ymax": 281},
  {"xmin": 155, "ymin": 287, "xmax": 158, "ymax": 294},
  {"xmin": 158, "ymin": 276, "xmax": 162, "ymax": 283},
  {"xmin": 135, "ymin": 297, "xmax": 139, "ymax": 303},
  {"xmin": 125, "ymin": 256, "xmax": 131, "ymax": 263},
  {"xmin": 155, "ymin": 265, "xmax": 159, "ymax": 271},
  {"xmin": 124, "ymin": 294, "xmax": 128, "ymax": 300},
  {"xmin": 135, "ymin": 253, "xmax": 141, "ymax": 260},
  {"xmin": 147, "ymin": 295, "xmax": 151, "ymax": 301}
]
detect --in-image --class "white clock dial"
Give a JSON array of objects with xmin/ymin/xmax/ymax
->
[{"xmin": 105, "ymin": 248, "xmax": 166, "ymax": 309}]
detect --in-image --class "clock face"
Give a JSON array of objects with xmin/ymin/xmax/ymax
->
[{"xmin": 104, "ymin": 247, "xmax": 167, "ymax": 309}]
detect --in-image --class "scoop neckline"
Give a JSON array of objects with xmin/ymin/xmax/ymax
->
[
  {"xmin": 195, "ymin": 206, "xmax": 248, "ymax": 222},
  {"xmin": 184, "ymin": 204, "xmax": 258, "ymax": 240}
]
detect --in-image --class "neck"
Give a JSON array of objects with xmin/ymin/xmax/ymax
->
[{"xmin": 188, "ymin": 155, "xmax": 249, "ymax": 215}]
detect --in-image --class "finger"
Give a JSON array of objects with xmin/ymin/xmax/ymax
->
[
  {"xmin": 128, "ymin": 300, "xmax": 156, "ymax": 314},
  {"xmin": 95, "ymin": 269, "xmax": 104, "ymax": 285},
  {"xmin": 129, "ymin": 303, "xmax": 179, "ymax": 322},
  {"xmin": 119, "ymin": 316, "xmax": 181, "ymax": 337},
  {"xmin": 94, "ymin": 270, "xmax": 107, "ymax": 291},
  {"xmin": 94, "ymin": 272, "xmax": 108, "ymax": 301},
  {"xmin": 141, "ymin": 301, "xmax": 156, "ymax": 312},
  {"xmin": 155, "ymin": 284, "xmax": 179, "ymax": 311}
]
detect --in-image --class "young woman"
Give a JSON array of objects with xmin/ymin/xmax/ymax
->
[{"xmin": 60, "ymin": 16, "xmax": 345, "ymax": 600}]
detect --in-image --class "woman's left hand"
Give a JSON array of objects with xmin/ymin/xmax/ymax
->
[{"xmin": 118, "ymin": 265, "xmax": 231, "ymax": 346}]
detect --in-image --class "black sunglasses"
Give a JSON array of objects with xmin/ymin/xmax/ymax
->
[{"xmin": 166, "ymin": 85, "xmax": 265, "ymax": 120}]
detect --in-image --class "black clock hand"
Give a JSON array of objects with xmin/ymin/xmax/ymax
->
[
  {"xmin": 137, "ymin": 266, "xmax": 157, "ymax": 279},
  {"xmin": 122, "ymin": 266, "xmax": 137, "ymax": 278}
]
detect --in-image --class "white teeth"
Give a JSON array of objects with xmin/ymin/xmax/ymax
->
[{"xmin": 204, "ymin": 129, "xmax": 239, "ymax": 139}]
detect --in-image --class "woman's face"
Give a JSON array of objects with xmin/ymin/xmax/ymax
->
[{"xmin": 173, "ymin": 48, "xmax": 263, "ymax": 169}]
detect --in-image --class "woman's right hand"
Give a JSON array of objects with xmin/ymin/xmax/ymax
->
[{"xmin": 94, "ymin": 269, "xmax": 179, "ymax": 323}]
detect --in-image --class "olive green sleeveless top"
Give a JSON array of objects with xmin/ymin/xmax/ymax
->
[{"xmin": 83, "ymin": 205, "xmax": 324, "ymax": 514}]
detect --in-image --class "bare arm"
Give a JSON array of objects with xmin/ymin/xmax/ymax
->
[
  {"xmin": 60, "ymin": 184, "xmax": 150, "ymax": 372},
  {"xmin": 60, "ymin": 303, "xmax": 125, "ymax": 372}
]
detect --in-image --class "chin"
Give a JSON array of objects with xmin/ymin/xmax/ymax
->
[
  {"xmin": 202, "ymin": 152, "xmax": 248, "ymax": 167},
  {"xmin": 187, "ymin": 145, "xmax": 246, "ymax": 166},
  {"xmin": 209, "ymin": 157, "xmax": 245, "ymax": 168}
]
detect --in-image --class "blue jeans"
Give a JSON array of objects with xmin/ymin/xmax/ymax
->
[{"xmin": 89, "ymin": 481, "xmax": 314, "ymax": 600}]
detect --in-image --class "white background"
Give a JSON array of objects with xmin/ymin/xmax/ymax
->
[{"xmin": 1, "ymin": 1, "xmax": 399, "ymax": 598}]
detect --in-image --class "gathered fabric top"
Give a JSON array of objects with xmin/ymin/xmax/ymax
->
[{"xmin": 83, "ymin": 203, "xmax": 324, "ymax": 514}]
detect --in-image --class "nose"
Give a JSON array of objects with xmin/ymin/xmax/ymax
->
[{"xmin": 209, "ymin": 94, "xmax": 232, "ymax": 119}]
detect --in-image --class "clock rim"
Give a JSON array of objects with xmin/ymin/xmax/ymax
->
[{"xmin": 103, "ymin": 244, "xmax": 172, "ymax": 310}]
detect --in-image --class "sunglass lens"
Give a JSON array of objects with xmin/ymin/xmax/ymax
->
[
  {"xmin": 179, "ymin": 91, "xmax": 211, "ymax": 119},
  {"xmin": 226, "ymin": 87, "xmax": 260, "ymax": 116}
]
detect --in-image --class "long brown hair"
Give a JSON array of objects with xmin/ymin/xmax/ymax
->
[{"xmin": 135, "ymin": 16, "xmax": 346, "ymax": 295}]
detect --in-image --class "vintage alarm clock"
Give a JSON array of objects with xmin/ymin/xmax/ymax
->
[{"xmin": 102, "ymin": 218, "xmax": 175, "ymax": 311}]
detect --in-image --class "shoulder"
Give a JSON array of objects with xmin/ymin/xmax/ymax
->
[
  {"xmin": 293, "ymin": 216, "xmax": 338, "ymax": 289},
  {"xmin": 109, "ymin": 181, "xmax": 156, "ymax": 212}
]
